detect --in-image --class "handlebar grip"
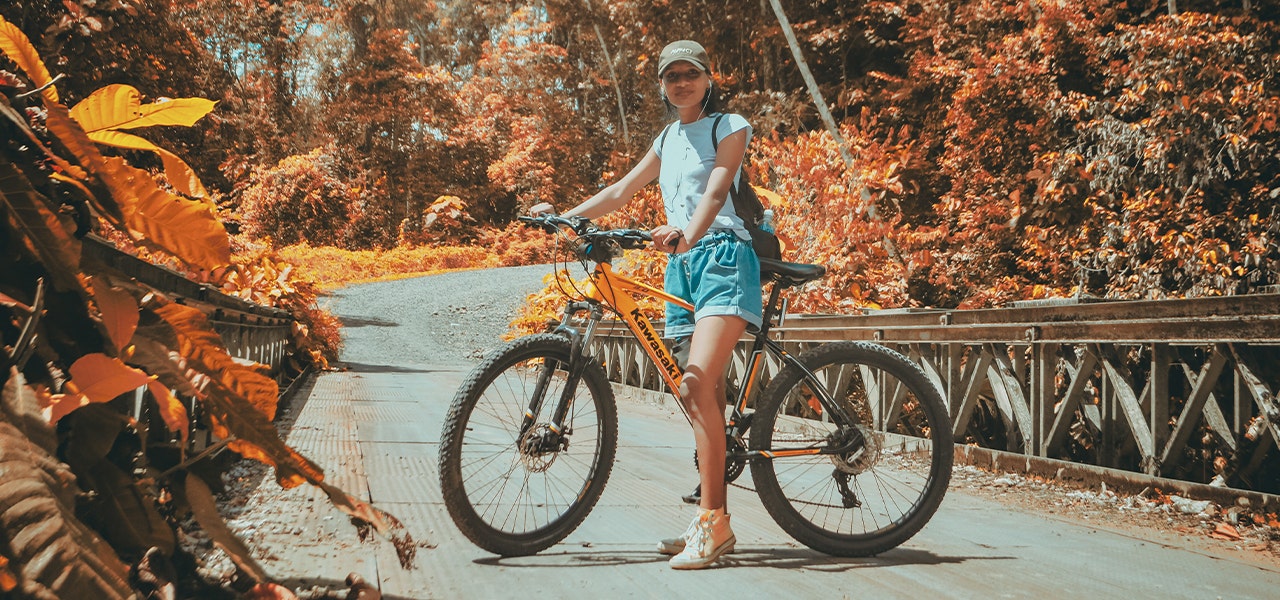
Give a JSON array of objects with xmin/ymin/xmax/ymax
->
[{"xmin": 519, "ymin": 214, "xmax": 575, "ymax": 233}]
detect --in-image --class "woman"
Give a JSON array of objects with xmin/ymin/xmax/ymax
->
[{"xmin": 530, "ymin": 40, "xmax": 760, "ymax": 570}]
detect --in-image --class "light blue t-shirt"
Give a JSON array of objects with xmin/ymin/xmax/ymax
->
[{"xmin": 652, "ymin": 113, "xmax": 753, "ymax": 240}]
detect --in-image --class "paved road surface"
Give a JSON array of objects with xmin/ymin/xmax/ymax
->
[{"xmin": 229, "ymin": 268, "xmax": 1280, "ymax": 599}]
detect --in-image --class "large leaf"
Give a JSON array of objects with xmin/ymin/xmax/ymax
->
[
  {"xmin": 0, "ymin": 15, "xmax": 58, "ymax": 103},
  {"xmin": 147, "ymin": 301, "xmax": 314, "ymax": 481},
  {"xmin": 67, "ymin": 353, "xmax": 152, "ymax": 404},
  {"xmin": 88, "ymin": 130, "xmax": 210, "ymax": 199},
  {"xmin": 0, "ymin": 160, "xmax": 83, "ymax": 291},
  {"xmin": 137, "ymin": 300, "xmax": 415, "ymax": 563},
  {"xmin": 99, "ymin": 156, "xmax": 230, "ymax": 271},
  {"xmin": 88, "ymin": 278, "xmax": 139, "ymax": 354},
  {"xmin": 48, "ymin": 101, "xmax": 227, "ymax": 268},
  {"xmin": 70, "ymin": 85, "xmax": 214, "ymax": 200},
  {"xmin": 70, "ymin": 85, "xmax": 216, "ymax": 131}
]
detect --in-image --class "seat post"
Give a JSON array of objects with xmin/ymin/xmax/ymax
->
[{"xmin": 755, "ymin": 281, "xmax": 786, "ymax": 342}]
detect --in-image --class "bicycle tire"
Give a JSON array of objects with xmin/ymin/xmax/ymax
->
[
  {"xmin": 438, "ymin": 334, "xmax": 618, "ymax": 556},
  {"xmin": 749, "ymin": 341, "xmax": 952, "ymax": 557}
]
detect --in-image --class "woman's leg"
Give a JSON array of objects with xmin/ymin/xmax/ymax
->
[{"xmin": 679, "ymin": 314, "xmax": 748, "ymax": 511}]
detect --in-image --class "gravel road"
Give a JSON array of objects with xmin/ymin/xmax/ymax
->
[{"xmin": 327, "ymin": 264, "xmax": 556, "ymax": 368}]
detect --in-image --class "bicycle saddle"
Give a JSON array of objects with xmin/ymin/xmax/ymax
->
[{"xmin": 760, "ymin": 258, "xmax": 826, "ymax": 287}]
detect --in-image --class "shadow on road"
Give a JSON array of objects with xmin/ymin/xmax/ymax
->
[
  {"xmin": 338, "ymin": 361, "xmax": 449, "ymax": 374},
  {"xmin": 719, "ymin": 546, "xmax": 1011, "ymax": 570},
  {"xmin": 473, "ymin": 546, "xmax": 1009, "ymax": 571},
  {"xmin": 340, "ymin": 315, "xmax": 400, "ymax": 327}
]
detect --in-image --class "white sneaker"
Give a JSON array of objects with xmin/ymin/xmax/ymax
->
[
  {"xmin": 657, "ymin": 514, "xmax": 699, "ymax": 555},
  {"xmin": 668, "ymin": 509, "xmax": 735, "ymax": 570}
]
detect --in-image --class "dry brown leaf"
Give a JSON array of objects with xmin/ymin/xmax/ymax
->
[{"xmin": 1209, "ymin": 522, "xmax": 1242, "ymax": 541}]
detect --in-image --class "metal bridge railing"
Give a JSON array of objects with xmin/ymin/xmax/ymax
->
[
  {"xmin": 83, "ymin": 236, "xmax": 294, "ymax": 377},
  {"xmin": 589, "ymin": 293, "xmax": 1280, "ymax": 494}
]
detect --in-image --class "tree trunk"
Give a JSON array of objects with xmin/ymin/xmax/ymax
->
[
  {"xmin": 583, "ymin": 0, "xmax": 630, "ymax": 149},
  {"xmin": 765, "ymin": 0, "xmax": 907, "ymax": 271}
]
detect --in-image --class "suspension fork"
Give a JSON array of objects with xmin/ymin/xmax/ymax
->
[{"xmin": 519, "ymin": 301, "xmax": 603, "ymax": 437}]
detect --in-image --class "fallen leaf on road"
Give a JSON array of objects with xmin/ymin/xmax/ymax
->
[{"xmin": 1209, "ymin": 523, "xmax": 1242, "ymax": 541}]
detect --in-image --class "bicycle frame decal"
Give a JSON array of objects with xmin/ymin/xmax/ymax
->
[
  {"xmin": 582, "ymin": 263, "xmax": 692, "ymax": 396},
  {"xmin": 630, "ymin": 307, "xmax": 680, "ymax": 382},
  {"xmin": 735, "ymin": 350, "xmax": 765, "ymax": 414}
]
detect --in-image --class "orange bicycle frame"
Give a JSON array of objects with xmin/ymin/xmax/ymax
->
[{"xmin": 578, "ymin": 262, "xmax": 691, "ymax": 400}]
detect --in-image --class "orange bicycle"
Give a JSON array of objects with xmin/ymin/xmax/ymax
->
[{"xmin": 438, "ymin": 215, "xmax": 952, "ymax": 557}]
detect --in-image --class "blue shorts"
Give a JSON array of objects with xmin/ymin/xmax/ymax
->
[{"xmin": 664, "ymin": 230, "xmax": 763, "ymax": 339}]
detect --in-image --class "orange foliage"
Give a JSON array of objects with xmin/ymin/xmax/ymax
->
[
  {"xmin": 276, "ymin": 242, "xmax": 500, "ymax": 289},
  {"xmin": 475, "ymin": 221, "xmax": 560, "ymax": 267},
  {"xmin": 239, "ymin": 145, "xmax": 392, "ymax": 249},
  {"xmin": 398, "ymin": 195, "xmax": 480, "ymax": 246}
]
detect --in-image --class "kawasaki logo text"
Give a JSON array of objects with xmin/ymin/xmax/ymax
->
[{"xmin": 631, "ymin": 308, "xmax": 680, "ymax": 380}]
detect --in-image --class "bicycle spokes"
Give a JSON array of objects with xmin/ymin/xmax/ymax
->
[
  {"xmin": 455, "ymin": 354, "xmax": 605, "ymax": 535},
  {"xmin": 751, "ymin": 342, "xmax": 951, "ymax": 556}
]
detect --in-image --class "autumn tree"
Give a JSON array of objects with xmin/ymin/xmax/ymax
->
[{"xmin": 453, "ymin": 7, "xmax": 600, "ymax": 216}]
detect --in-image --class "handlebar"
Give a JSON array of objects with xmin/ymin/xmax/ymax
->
[{"xmin": 518, "ymin": 214, "xmax": 652, "ymax": 250}]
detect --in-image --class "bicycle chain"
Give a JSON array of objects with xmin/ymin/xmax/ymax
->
[{"xmin": 728, "ymin": 431, "xmax": 854, "ymax": 509}]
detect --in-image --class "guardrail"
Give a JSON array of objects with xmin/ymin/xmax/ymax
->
[
  {"xmin": 589, "ymin": 293, "xmax": 1280, "ymax": 494},
  {"xmin": 82, "ymin": 236, "xmax": 297, "ymax": 453},
  {"xmin": 82, "ymin": 235, "xmax": 294, "ymax": 377}
]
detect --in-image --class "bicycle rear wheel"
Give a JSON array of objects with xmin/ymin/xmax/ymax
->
[
  {"xmin": 438, "ymin": 334, "xmax": 617, "ymax": 556},
  {"xmin": 749, "ymin": 341, "xmax": 952, "ymax": 557}
]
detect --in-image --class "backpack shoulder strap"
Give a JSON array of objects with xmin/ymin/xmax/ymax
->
[
  {"xmin": 710, "ymin": 114, "xmax": 742, "ymax": 195},
  {"xmin": 657, "ymin": 121, "xmax": 675, "ymax": 156},
  {"xmin": 711, "ymin": 113, "xmax": 727, "ymax": 151}
]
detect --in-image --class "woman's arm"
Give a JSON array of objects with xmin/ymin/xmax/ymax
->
[
  {"xmin": 529, "ymin": 149, "xmax": 661, "ymax": 218},
  {"xmin": 654, "ymin": 127, "xmax": 748, "ymax": 253}
]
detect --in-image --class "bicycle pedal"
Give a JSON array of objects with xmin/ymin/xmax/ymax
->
[{"xmin": 681, "ymin": 484, "xmax": 701, "ymax": 505}]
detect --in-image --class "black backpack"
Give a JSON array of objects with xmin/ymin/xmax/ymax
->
[{"xmin": 657, "ymin": 115, "xmax": 782, "ymax": 260}]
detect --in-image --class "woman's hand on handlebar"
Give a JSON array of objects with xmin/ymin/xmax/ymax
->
[
  {"xmin": 651, "ymin": 225, "xmax": 687, "ymax": 254},
  {"xmin": 528, "ymin": 202, "xmax": 556, "ymax": 216}
]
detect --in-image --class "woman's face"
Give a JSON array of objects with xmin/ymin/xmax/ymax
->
[{"xmin": 660, "ymin": 63, "xmax": 709, "ymax": 108}]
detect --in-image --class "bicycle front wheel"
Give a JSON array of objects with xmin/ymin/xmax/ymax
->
[
  {"xmin": 750, "ymin": 341, "xmax": 953, "ymax": 557},
  {"xmin": 438, "ymin": 334, "xmax": 618, "ymax": 556}
]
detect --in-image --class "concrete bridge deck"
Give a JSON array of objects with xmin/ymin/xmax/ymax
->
[{"xmin": 222, "ymin": 360, "xmax": 1280, "ymax": 599}]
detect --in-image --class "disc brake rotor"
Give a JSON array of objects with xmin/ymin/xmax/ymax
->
[
  {"xmin": 830, "ymin": 424, "xmax": 881, "ymax": 474},
  {"xmin": 518, "ymin": 424, "xmax": 561, "ymax": 472}
]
